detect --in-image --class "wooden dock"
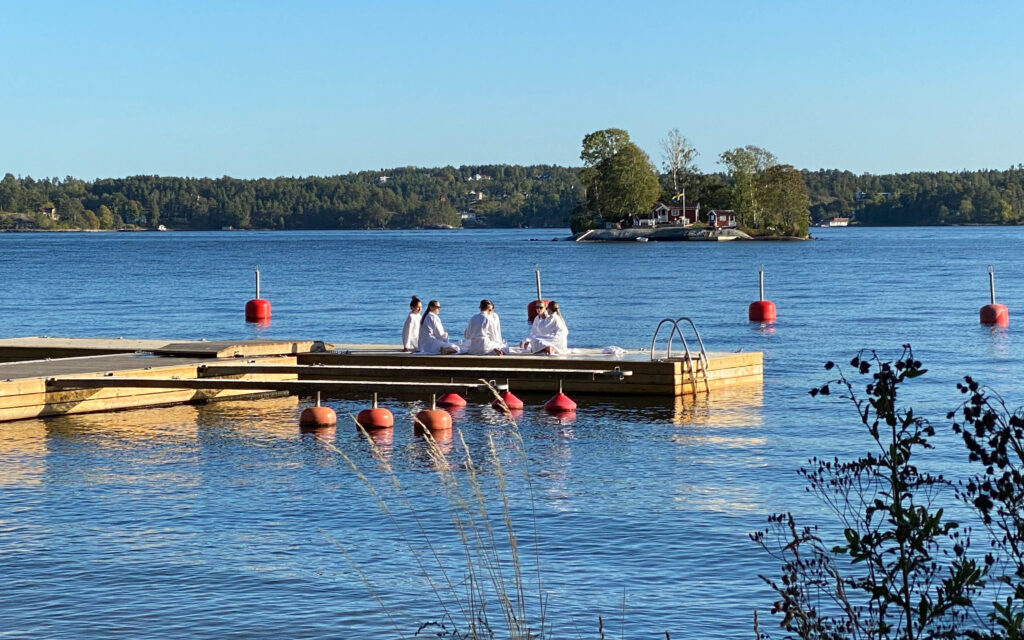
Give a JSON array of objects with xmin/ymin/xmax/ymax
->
[{"xmin": 0, "ymin": 337, "xmax": 762, "ymax": 422}]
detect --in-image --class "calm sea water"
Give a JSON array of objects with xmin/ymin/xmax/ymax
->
[{"xmin": 0, "ymin": 227, "xmax": 1022, "ymax": 638}]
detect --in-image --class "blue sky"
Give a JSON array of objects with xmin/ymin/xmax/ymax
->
[{"xmin": 5, "ymin": 1, "xmax": 1023, "ymax": 179}]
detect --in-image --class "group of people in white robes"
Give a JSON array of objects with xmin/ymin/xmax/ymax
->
[{"xmin": 401, "ymin": 296, "xmax": 568, "ymax": 356}]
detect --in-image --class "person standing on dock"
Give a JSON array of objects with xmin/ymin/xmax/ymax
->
[
  {"xmin": 418, "ymin": 300, "xmax": 460, "ymax": 355},
  {"xmin": 460, "ymin": 299, "xmax": 507, "ymax": 355},
  {"xmin": 402, "ymin": 296, "xmax": 422, "ymax": 352}
]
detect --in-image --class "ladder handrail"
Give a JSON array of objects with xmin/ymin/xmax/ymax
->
[
  {"xmin": 676, "ymin": 317, "xmax": 710, "ymax": 395},
  {"xmin": 649, "ymin": 317, "xmax": 711, "ymax": 396}
]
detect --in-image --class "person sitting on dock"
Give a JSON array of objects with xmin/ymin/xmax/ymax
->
[
  {"xmin": 418, "ymin": 300, "xmax": 459, "ymax": 355},
  {"xmin": 402, "ymin": 296, "xmax": 422, "ymax": 352},
  {"xmin": 522, "ymin": 300, "xmax": 569, "ymax": 355},
  {"xmin": 460, "ymin": 299, "xmax": 507, "ymax": 355}
]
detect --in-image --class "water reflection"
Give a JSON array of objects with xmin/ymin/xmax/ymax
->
[
  {"xmin": 984, "ymin": 324, "xmax": 1011, "ymax": 359},
  {"xmin": 671, "ymin": 386, "xmax": 764, "ymax": 429},
  {"xmin": 749, "ymin": 319, "xmax": 777, "ymax": 336},
  {"xmin": 0, "ymin": 420, "xmax": 47, "ymax": 486}
]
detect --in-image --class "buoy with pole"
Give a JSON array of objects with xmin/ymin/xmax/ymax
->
[
  {"xmin": 415, "ymin": 394, "xmax": 453, "ymax": 436},
  {"xmin": 436, "ymin": 391, "xmax": 467, "ymax": 408},
  {"xmin": 300, "ymin": 391, "xmax": 337, "ymax": 430},
  {"xmin": 245, "ymin": 266, "xmax": 272, "ymax": 323},
  {"xmin": 544, "ymin": 381, "xmax": 577, "ymax": 413},
  {"xmin": 748, "ymin": 264, "xmax": 777, "ymax": 323},
  {"xmin": 492, "ymin": 379, "xmax": 524, "ymax": 411},
  {"xmin": 356, "ymin": 393, "xmax": 394, "ymax": 431},
  {"xmin": 527, "ymin": 264, "xmax": 549, "ymax": 323},
  {"xmin": 980, "ymin": 265, "xmax": 1009, "ymax": 327}
]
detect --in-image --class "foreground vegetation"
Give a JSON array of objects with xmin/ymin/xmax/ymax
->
[{"xmin": 755, "ymin": 346, "xmax": 1024, "ymax": 639}]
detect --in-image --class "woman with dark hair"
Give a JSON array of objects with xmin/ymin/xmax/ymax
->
[
  {"xmin": 460, "ymin": 299, "xmax": 506, "ymax": 355},
  {"xmin": 524, "ymin": 300, "xmax": 569, "ymax": 355},
  {"xmin": 418, "ymin": 300, "xmax": 459, "ymax": 355},
  {"xmin": 401, "ymin": 296, "xmax": 423, "ymax": 352}
]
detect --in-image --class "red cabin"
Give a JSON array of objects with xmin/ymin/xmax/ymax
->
[{"xmin": 707, "ymin": 210, "xmax": 737, "ymax": 229}]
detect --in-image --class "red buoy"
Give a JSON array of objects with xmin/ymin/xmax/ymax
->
[
  {"xmin": 748, "ymin": 300, "xmax": 777, "ymax": 323},
  {"xmin": 981, "ymin": 304, "xmax": 1009, "ymax": 327},
  {"xmin": 245, "ymin": 298, "xmax": 271, "ymax": 322},
  {"xmin": 300, "ymin": 392, "xmax": 336, "ymax": 430},
  {"xmin": 436, "ymin": 392, "xmax": 467, "ymax": 407},
  {"xmin": 414, "ymin": 410, "xmax": 453, "ymax": 436},
  {"xmin": 356, "ymin": 393, "xmax": 394, "ymax": 431},
  {"xmin": 544, "ymin": 383, "xmax": 577, "ymax": 413},
  {"xmin": 748, "ymin": 264, "xmax": 776, "ymax": 323},
  {"xmin": 980, "ymin": 266, "xmax": 1009, "ymax": 327},
  {"xmin": 415, "ymin": 395, "xmax": 454, "ymax": 437},
  {"xmin": 492, "ymin": 389, "xmax": 524, "ymax": 410},
  {"xmin": 245, "ymin": 266, "xmax": 271, "ymax": 322},
  {"xmin": 300, "ymin": 405, "xmax": 337, "ymax": 428}
]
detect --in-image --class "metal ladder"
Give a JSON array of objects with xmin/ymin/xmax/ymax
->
[{"xmin": 649, "ymin": 317, "xmax": 710, "ymax": 396}]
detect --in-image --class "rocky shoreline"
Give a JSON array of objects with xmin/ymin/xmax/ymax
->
[{"xmin": 573, "ymin": 227, "xmax": 759, "ymax": 242}]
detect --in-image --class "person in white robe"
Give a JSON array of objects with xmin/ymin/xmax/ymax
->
[
  {"xmin": 418, "ymin": 300, "xmax": 459, "ymax": 355},
  {"xmin": 524, "ymin": 300, "xmax": 568, "ymax": 355},
  {"xmin": 460, "ymin": 299, "xmax": 507, "ymax": 355},
  {"xmin": 402, "ymin": 296, "xmax": 423, "ymax": 352}
]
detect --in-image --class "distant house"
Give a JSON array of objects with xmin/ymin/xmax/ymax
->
[
  {"xmin": 465, "ymin": 190, "xmax": 485, "ymax": 202},
  {"xmin": 825, "ymin": 217, "xmax": 850, "ymax": 227},
  {"xmin": 707, "ymin": 210, "xmax": 737, "ymax": 229},
  {"xmin": 631, "ymin": 211, "xmax": 657, "ymax": 227},
  {"xmin": 374, "ymin": 176, "xmax": 390, "ymax": 184},
  {"xmin": 467, "ymin": 173, "xmax": 491, "ymax": 181},
  {"xmin": 652, "ymin": 202, "xmax": 700, "ymax": 226},
  {"xmin": 460, "ymin": 212, "xmax": 477, "ymax": 222},
  {"xmin": 39, "ymin": 206, "xmax": 57, "ymax": 220}
]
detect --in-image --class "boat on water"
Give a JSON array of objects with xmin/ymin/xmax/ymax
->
[{"xmin": 819, "ymin": 217, "xmax": 850, "ymax": 227}]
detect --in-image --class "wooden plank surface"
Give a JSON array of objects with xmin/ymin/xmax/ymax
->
[
  {"xmin": 46, "ymin": 377, "xmax": 497, "ymax": 394},
  {"xmin": 0, "ymin": 337, "xmax": 333, "ymax": 360},
  {"xmin": 198, "ymin": 363, "xmax": 633, "ymax": 381}
]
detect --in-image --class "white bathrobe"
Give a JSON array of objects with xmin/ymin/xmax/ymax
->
[
  {"xmin": 418, "ymin": 311, "xmax": 458, "ymax": 354},
  {"xmin": 528, "ymin": 313, "xmax": 568, "ymax": 355},
  {"xmin": 461, "ymin": 311, "xmax": 506, "ymax": 355},
  {"xmin": 402, "ymin": 311, "xmax": 421, "ymax": 351}
]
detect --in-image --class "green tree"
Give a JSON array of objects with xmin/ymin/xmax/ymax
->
[
  {"xmin": 576, "ymin": 128, "xmax": 660, "ymax": 226},
  {"xmin": 595, "ymin": 143, "xmax": 661, "ymax": 219},
  {"xmin": 660, "ymin": 128, "xmax": 698, "ymax": 195},
  {"xmin": 759, "ymin": 164, "xmax": 810, "ymax": 236},
  {"xmin": 719, "ymin": 145, "xmax": 777, "ymax": 229},
  {"xmin": 580, "ymin": 128, "xmax": 631, "ymax": 168},
  {"xmin": 96, "ymin": 204, "xmax": 116, "ymax": 229}
]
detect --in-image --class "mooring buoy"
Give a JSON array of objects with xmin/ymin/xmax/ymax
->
[
  {"xmin": 245, "ymin": 266, "xmax": 271, "ymax": 322},
  {"xmin": 300, "ymin": 392, "xmax": 336, "ymax": 429},
  {"xmin": 492, "ymin": 388, "xmax": 524, "ymax": 410},
  {"xmin": 356, "ymin": 393, "xmax": 394, "ymax": 430},
  {"xmin": 415, "ymin": 395, "xmax": 453, "ymax": 436},
  {"xmin": 436, "ymin": 392, "xmax": 467, "ymax": 407},
  {"xmin": 980, "ymin": 265, "xmax": 1009, "ymax": 327},
  {"xmin": 544, "ymin": 382, "xmax": 577, "ymax": 413},
  {"xmin": 748, "ymin": 263, "xmax": 776, "ymax": 323}
]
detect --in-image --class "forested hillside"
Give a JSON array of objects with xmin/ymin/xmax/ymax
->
[
  {"xmin": 803, "ymin": 166, "xmax": 1024, "ymax": 225},
  {"xmin": 0, "ymin": 166, "xmax": 581, "ymax": 230},
  {"xmin": 3, "ymin": 163, "xmax": 1023, "ymax": 231}
]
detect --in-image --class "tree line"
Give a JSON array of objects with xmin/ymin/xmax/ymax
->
[
  {"xmin": 0, "ymin": 166, "xmax": 580, "ymax": 231},
  {"xmin": 2, "ymin": 149, "xmax": 1023, "ymax": 232}
]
